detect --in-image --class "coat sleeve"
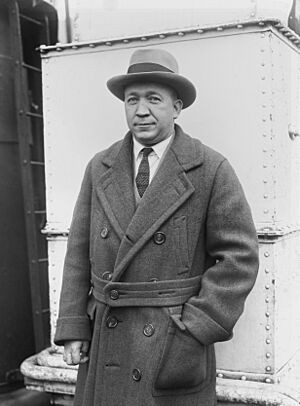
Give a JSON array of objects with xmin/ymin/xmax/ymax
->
[
  {"xmin": 181, "ymin": 158, "xmax": 259, "ymax": 345},
  {"xmin": 54, "ymin": 160, "xmax": 93, "ymax": 346}
]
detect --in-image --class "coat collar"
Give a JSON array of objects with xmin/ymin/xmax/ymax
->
[
  {"xmin": 95, "ymin": 124, "xmax": 204, "ymax": 280},
  {"xmin": 101, "ymin": 124, "xmax": 204, "ymax": 170}
]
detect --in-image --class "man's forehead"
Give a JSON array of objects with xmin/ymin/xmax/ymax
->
[{"xmin": 124, "ymin": 81, "xmax": 174, "ymax": 95}]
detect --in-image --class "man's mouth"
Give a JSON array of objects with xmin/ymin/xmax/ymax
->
[{"xmin": 135, "ymin": 122, "xmax": 155, "ymax": 128}]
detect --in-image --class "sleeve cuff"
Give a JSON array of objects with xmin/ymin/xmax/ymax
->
[
  {"xmin": 182, "ymin": 303, "xmax": 232, "ymax": 345},
  {"xmin": 54, "ymin": 316, "xmax": 91, "ymax": 346}
]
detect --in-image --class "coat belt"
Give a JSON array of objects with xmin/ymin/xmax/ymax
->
[{"xmin": 91, "ymin": 272, "xmax": 202, "ymax": 307}]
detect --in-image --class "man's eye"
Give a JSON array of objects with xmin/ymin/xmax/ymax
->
[
  {"xmin": 149, "ymin": 96, "xmax": 161, "ymax": 103},
  {"xmin": 127, "ymin": 97, "xmax": 137, "ymax": 104}
]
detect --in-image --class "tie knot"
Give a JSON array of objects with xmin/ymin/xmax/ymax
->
[{"xmin": 141, "ymin": 147, "xmax": 153, "ymax": 157}]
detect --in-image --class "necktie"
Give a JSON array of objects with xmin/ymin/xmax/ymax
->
[{"xmin": 136, "ymin": 147, "xmax": 153, "ymax": 198}]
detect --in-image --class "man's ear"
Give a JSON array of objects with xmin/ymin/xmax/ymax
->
[{"xmin": 173, "ymin": 99, "xmax": 183, "ymax": 119}]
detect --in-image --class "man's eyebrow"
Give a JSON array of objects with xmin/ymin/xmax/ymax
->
[
  {"xmin": 125, "ymin": 90, "xmax": 163, "ymax": 97},
  {"xmin": 125, "ymin": 91, "xmax": 138, "ymax": 97},
  {"xmin": 146, "ymin": 90, "xmax": 162, "ymax": 96}
]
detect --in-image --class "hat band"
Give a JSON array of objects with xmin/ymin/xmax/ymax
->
[{"xmin": 127, "ymin": 62, "xmax": 174, "ymax": 74}]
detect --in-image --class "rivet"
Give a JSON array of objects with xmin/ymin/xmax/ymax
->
[
  {"xmin": 56, "ymin": 47, "xmax": 62, "ymax": 51},
  {"xmin": 216, "ymin": 27, "xmax": 223, "ymax": 31},
  {"xmin": 265, "ymin": 312, "xmax": 270, "ymax": 317},
  {"xmin": 105, "ymin": 42, "xmax": 112, "ymax": 46},
  {"xmin": 123, "ymin": 39, "xmax": 129, "ymax": 43},
  {"xmin": 265, "ymin": 285, "xmax": 270, "ymax": 290},
  {"xmin": 264, "ymin": 209, "xmax": 269, "ymax": 214},
  {"xmin": 71, "ymin": 45, "xmax": 78, "ymax": 49},
  {"xmin": 217, "ymin": 373, "xmax": 224, "ymax": 378},
  {"xmin": 177, "ymin": 32, "xmax": 185, "ymax": 36},
  {"xmin": 88, "ymin": 43, "xmax": 95, "ymax": 48},
  {"xmin": 261, "ymin": 76, "xmax": 266, "ymax": 80},
  {"xmin": 266, "ymin": 366, "xmax": 272, "ymax": 372},
  {"xmin": 266, "ymin": 339, "xmax": 271, "ymax": 344},
  {"xmin": 258, "ymin": 21, "xmax": 265, "ymax": 26},
  {"xmin": 140, "ymin": 37, "xmax": 148, "ymax": 41},
  {"xmin": 237, "ymin": 24, "xmax": 243, "ymax": 29},
  {"xmin": 159, "ymin": 34, "xmax": 166, "ymax": 38},
  {"xmin": 264, "ymin": 194, "xmax": 268, "ymax": 199},
  {"xmin": 241, "ymin": 376, "xmax": 247, "ymax": 381},
  {"xmin": 265, "ymin": 268, "xmax": 270, "ymax": 273},
  {"xmin": 261, "ymin": 33, "xmax": 265, "ymax": 38},
  {"xmin": 265, "ymin": 378, "xmax": 272, "ymax": 383},
  {"xmin": 264, "ymin": 252, "xmax": 270, "ymax": 257},
  {"xmin": 265, "ymin": 324, "xmax": 271, "ymax": 330},
  {"xmin": 250, "ymin": 12, "xmax": 255, "ymax": 17},
  {"xmin": 265, "ymin": 298, "xmax": 270, "ymax": 304},
  {"xmin": 263, "ymin": 133, "xmax": 267, "ymax": 137},
  {"xmin": 261, "ymin": 62, "xmax": 265, "ymax": 66},
  {"xmin": 266, "ymin": 353, "xmax": 271, "ymax": 358},
  {"xmin": 263, "ymin": 164, "xmax": 267, "ymax": 168}
]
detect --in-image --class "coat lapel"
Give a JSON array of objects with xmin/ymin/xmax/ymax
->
[
  {"xmin": 94, "ymin": 132, "xmax": 136, "ymax": 241},
  {"xmin": 113, "ymin": 125, "xmax": 204, "ymax": 280}
]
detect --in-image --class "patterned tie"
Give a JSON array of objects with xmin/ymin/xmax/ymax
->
[{"xmin": 136, "ymin": 147, "xmax": 153, "ymax": 198}]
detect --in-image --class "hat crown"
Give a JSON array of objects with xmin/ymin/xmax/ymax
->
[{"xmin": 128, "ymin": 49, "xmax": 179, "ymax": 74}]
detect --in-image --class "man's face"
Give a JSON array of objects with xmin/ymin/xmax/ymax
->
[{"xmin": 124, "ymin": 82, "xmax": 182, "ymax": 146}]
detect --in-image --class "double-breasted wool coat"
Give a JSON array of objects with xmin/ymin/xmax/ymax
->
[{"xmin": 55, "ymin": 125, "xmax": 259, "ymax": 406}]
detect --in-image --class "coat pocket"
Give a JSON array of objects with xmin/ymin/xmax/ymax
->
[
  {"xmin": 153, "ymin": 315, "xmax": 208, "ymax": 396},
  {"xmin": 86, "ymin": 295, "xmax": 97, "ymax": 322}
]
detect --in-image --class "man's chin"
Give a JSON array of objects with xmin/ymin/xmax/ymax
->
[{"xmin": 133, "ymin": 131, "xmax": 157, "ymax": 144}]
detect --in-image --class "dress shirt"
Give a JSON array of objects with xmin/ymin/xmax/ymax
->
[{"xmin": 133, "ymin": 132, "xmax": 174, "ymax": 202}]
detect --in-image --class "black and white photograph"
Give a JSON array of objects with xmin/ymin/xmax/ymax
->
[{"xmin": 1, "ymin": 1, "xmax": 300, "ymax": 405}]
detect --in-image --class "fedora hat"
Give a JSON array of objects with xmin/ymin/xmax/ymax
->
[{"xmin": 107, "ymin": 48, "xmax": 196, "ymax": 109}]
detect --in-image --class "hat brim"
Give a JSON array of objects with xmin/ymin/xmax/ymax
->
[{"xmin": 106, "ymin": 72, "xmax": 196, "ymax": 109}]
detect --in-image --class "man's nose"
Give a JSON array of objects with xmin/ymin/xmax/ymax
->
[{"xmin": 136, "ymin": 100, "xmax": 150, "ymax": 116}]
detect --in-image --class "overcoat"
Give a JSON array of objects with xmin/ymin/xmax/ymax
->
[{"xmin": 55, "ymin": 125, "xmax": 259, "ymax": 406}]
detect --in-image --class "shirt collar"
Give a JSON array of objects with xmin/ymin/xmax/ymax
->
[{"xmin": 132, "ymin": 132, "xmax": 174, "ymax": 161}]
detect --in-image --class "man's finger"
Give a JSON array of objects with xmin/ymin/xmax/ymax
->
[
  {"xmin": 71, "ymin": 347, "xmax": 81, "ymax": 365},
  {"xmin": 79, "ymin": 350, "xmax": 89, "ymax": 364},
  {"xmin": 66, "ymin": 351, "xmax": 73, "ymax": 365}
]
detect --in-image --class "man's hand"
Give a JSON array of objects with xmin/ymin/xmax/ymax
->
[{"xmin": 63, "ymin": 340, "xmax": 90, "ymax": 365}]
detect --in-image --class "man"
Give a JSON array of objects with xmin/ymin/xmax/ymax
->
[{"xmin": 54, "ymin": 48, "xmax": 259, "ymax": 406}]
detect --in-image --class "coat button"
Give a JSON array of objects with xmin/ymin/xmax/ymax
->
[
  {"xmin": 132, "ymin": 368, "xmax": 142, "ymax": 382},
  {"xmin": 100, "ymin": 226, "xmax": 109, "ymax": 239},
  {"xmin": 143, "ymin": 323, "xmax": 155, "ymax": 337},
  {"xmin": 106, "ymin": 316, "xmax": 118, "ymax": 328},
  {"xmin": 102, "ymin": 272, "xmax": 112, "ymax": 281},
  {"xmin": 153, "ymin": 231, "xmax": 166, "ymax": 245},
  {"xmin": 110, "ymin": 290, "xmax": 119, "ymax": 300}
]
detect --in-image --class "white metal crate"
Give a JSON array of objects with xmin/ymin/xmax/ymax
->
[{"xmin": 41, "ymin": 20, "xmax": 300, "ymax": 385}]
